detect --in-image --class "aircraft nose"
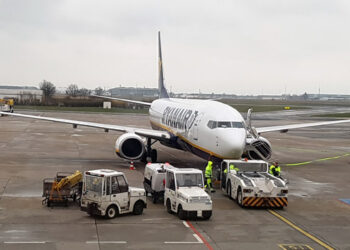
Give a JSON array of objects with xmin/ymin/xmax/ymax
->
[{"xmin": 222, "ymin": 129, "xmax": 246, "ymax": 158}]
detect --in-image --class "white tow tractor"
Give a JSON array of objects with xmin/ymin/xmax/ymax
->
[
  {"xmin": 81, "ymin": 169, "xmax": 147, "ymax": 219},
  {"xmin": 164, "ymin": 167, "xmax": 212, "ymax": 220},
  {"xmin": 221, "ymin": 160, "xmax": 288, "ymax": 208}
]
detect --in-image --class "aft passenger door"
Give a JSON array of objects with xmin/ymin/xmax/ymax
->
[{"xmin": 110, "ymin": 175, "xmax": 129, "ymax": 211}]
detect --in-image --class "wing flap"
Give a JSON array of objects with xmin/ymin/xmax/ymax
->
[
  {"xmin": 256, "ymin": 119, "xmax": 350, "ymax": 133},
  {"xmin": 0, "ymin": 111, "xmax": 170, "ymax": 140}
]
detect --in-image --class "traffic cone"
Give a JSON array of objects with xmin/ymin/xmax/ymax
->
[{"xmin": 129, "ymin": 161, "xmax": 135, "ymax": 170}]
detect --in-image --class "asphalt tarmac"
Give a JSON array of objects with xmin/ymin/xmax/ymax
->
[{"xmin": 0, "ymin": 109, "xmax": 349, "ymax": 250}]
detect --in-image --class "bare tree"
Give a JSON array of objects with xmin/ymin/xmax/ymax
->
[
  {"xmin": 39, "ymin": 80, "xmax": 56, "ymax": 103},
  {"xmin": 66, "ymin": 84, "xmax": 79, "ymax": 97},
  {"xmin": 78, "ymin": 88, "xmax": 91, "ymax": 97},
  {"xmin": 94, "ymin": 87, "xmax": 104, "ymax": 95}
]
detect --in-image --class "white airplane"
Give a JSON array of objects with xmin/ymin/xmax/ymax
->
[{"xmin": 1, "ymin": 32, "xmax": 350, "ymax": 163}]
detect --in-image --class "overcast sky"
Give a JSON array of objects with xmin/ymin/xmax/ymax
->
[{"xmin": 1, "ymin": 0, "xmax": 350, "ymax": 95}]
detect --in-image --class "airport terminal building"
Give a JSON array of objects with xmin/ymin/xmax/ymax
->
[{"xmin": 0, "ymin": 86, "xmax": 43, "ymax": 102}]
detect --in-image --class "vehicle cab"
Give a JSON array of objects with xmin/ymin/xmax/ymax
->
[
  {"xmin": 164, "ymin": 167, "xmax": 212, "ymax": 220},
  {"xmin": 81, "ymin": 169, "xmax": 147, "ymax": 218}
]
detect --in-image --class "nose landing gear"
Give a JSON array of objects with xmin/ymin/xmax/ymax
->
[{"xmin": 142, "ymin": 138, "xmax": 158, "ymax": 163}]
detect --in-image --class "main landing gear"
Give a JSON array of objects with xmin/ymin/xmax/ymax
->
[{"xmin": 141, "ymin": 138, "xmax": 158, "ymax": 163}]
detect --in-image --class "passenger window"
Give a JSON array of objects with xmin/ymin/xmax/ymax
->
[
  {"xmin": 111, "ymin": 176, "xmax": 120, "ymax": 194},
  {"xmin": 117, "ymin": 175, "xmax": 128, "ymax": 193}
]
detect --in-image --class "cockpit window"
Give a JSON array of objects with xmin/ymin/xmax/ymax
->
[
  {"xmin": 232, "ymin": 122, "xmax": 244, "ymax": 128},
  {"xmin": 217, "ymin": 122, "xmax": 231, "ymax": 128},
  {"xmin": 207, "ymin": 120, "xmax": 244, "ymax": 129}
]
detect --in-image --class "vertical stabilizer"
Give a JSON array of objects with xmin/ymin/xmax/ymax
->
[{"xmin": 158, "ymin": 31, "xmax": 170, "ymax": 99}]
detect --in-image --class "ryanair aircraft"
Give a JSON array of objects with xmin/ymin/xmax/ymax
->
[{"xmin": 2, "ymin": 32, "xmax": 350, "ymax": 163}]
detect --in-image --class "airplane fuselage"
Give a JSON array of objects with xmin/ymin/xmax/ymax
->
[{"xmin": 149, "ymin": 98, "xmax": 247, "ymax": 161}]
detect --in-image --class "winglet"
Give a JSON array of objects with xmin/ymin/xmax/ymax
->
[{"xmin": 158, "ymin": 31, "xmax": 170, "ymax": 99}]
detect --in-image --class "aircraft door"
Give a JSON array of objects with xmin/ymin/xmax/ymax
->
[{"xmin": 193, "ymin": 114, "xmax": 203, "ymax": 141}]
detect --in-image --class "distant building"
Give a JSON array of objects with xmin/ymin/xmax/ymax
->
[
  {"xmin": 109, "ymin": 87, "xmax": 158, "ymax": 98},
  {"xmin": 0, "ymin": 86, "xmax": 43, "ymax": 102}
]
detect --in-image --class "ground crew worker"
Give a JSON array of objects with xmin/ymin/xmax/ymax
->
[
  {"xmin": 269, "ymin": 162, "xmax": 281, "ymax": 177},
  {"xmin": 224, "ymin": 164, "xmax": 239, "ymax": 173},
  {"xmin": 204, "ymin": 161, "xmax": 215, "ymax": 193}
]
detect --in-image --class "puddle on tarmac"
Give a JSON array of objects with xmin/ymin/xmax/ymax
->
[{"xmin": 287, "ymin": 175, "xmax": 333, "ymax": 198}]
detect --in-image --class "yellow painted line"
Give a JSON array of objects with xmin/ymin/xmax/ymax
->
[
  {"xmin": 278, "ymin": 244, "xmax": 313, "ymax": 250},
  {"xmin": 268, "ymin": 210, "xmax": 334, "ymax": 250},
  {"xmin": 283, "ymin": 153, "xmax": 350, "ymax": 166}
]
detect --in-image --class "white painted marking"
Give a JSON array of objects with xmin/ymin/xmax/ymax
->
[
  {"xmin": 165, "ymin": 235, "xmax": 203, "ymax": 244},
  {"xmin": 182, "ymin": 220, "xmax": 190, "ymax": 228},
  {"xmin": 5, "ymin": 230, "xmax": 27, "ymax": 233},
  {"xmin": 142, "ymin": 217, "xmax": 168, "ymax": 221},
  {"xmin": 4, "ymin": 241, "xmax": 46, "ymax": 244},
  {"xmin": 86, "ymin": 241, "xmax": 127, "ymax": 244},
  {"xmin": 193, "ymin": 233, "xmax": 203, "ymax": 243}
]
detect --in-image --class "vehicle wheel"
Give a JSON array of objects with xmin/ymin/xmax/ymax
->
[
  {"xmin": 133, "ymin": 201, "xmax": 144, "ymax": 215},
  {"xmin": 178, "ymin": 205, "xmax": 187, "ymax": 220},
  {"xmin": 105, "ymin": 205, "xmax": 118, "ymax": 219},
  {"xmin": 227, "ymin": 182, "xmax": 232, "ymax": 199},
  {"xmin": 237, "ymin": 188, "xmax": 243, "ymax": 207},
  {"xmin": 203, "ymin": 211, "xmax": 212, "ymax": 220},
  {"xmin": 47, "ymin": 200, "xmax": 51, "ymax": 207},
  {"xmin": 166, "ymin": 199, "xmax": 173, "ymax": 214},
  {"xmin": 152, "ymin": 193, "xmax": 158, "ymax": 204},
  {"xmin": 151, "ymin": 149, "xmax": 157, "ymax": 163}
]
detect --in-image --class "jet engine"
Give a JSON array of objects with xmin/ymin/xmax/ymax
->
[
  {"xmin": 244, "ymin": 137, "xmax": 272, "ymax": 161},
  {"xmin": 115, "ymin": 133, "xmax": 145, "ymax": 160}
]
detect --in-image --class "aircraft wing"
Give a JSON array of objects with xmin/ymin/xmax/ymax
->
[
  {"xmin": 0, "ymin": 111, "xmax": 170, "ymax": 140},
  {"xmin": 91, "ymin": 95, "xmax": 152, "ymax": 106},
  {"xmin": 256, "ymin": 119, "xmax": 350, "ymax": 133}
]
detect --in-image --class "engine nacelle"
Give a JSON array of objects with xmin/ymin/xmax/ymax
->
[
  {"xmin": 115, "ymin": 133, "xmax": 145, "ymax": 160},
  {"xmin": 244, "ymin": 137, "xmax": 272, "ymax": 161}
]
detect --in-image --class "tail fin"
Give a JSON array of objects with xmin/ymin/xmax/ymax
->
[{"xmin": 158, "ymin": 31, "xmax": 170, "ymax": 99}]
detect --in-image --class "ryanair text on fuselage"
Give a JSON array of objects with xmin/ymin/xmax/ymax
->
[{"xmin": 161, "ymin": 106, "xmax": 199, "ymax": 132}]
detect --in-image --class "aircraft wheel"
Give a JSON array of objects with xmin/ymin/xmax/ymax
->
[
  {"xmin": 141, "ymin": 153, "xmax": 147, "ymax": 163},
  {"xmin": 151, "ymin": 149, "xmax": 157, "ymax": 163}
]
